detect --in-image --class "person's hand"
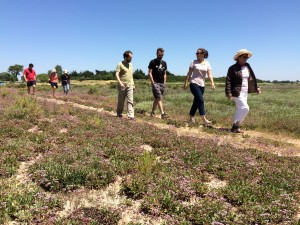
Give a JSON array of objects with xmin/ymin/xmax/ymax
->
[
  {"xmin": 257, "ymin": 87, "xmax": 261, "ymax": 94},
  {"xmin": 133, "ymin": 85, "xmax": 136, "ymax": 91},
  {"xmin": 227, "ymin": 96, "xmax": 232, "ymax": 100},
  {"xmin": 183, "ymin": 82, "xmax": 188, "ymax": 90},
  {"xmin": 211, "ymin": 83, "xmax": 215, "ymax": 90},
  {"xmin": 120, "ymin": 82, "xmax": 125, "ymax": 90}
]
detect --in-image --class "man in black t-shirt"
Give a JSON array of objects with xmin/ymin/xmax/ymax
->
[{"xmin": 148, "ymin": 48, "xmax": 168, "ymax": 119}]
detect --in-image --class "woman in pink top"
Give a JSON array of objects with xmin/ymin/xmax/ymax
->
[
  {"xmin": 184, "ymin": 48, "xmax": 215, "ymax": 125},
  {"xmin": 49, "ymin": 69, "xmax": 58, "ymax": 98}
]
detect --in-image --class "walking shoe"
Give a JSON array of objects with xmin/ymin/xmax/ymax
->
[
  {"xmin": 117, "ymin": 114, "xmax": 123, "ymax": 118},
  {"xmin": 161, "ymin": 113, "xmax": 168, "ymax": 119},
  {"xmin": 231, "ymin": 125, "xmax": 243, "ymax": 133},
  {"xmin": 128, "ymin": 117, "xmax": 135, "ymax": 120},
  {"xmin": 189, "ymin": 116, "xmax": 196, "ymax": 124},
  {"xmin": 204, "ymin": 120, "xmax": 212, "ymax": 126},
  {"xmin": 150, "ymin": 112, "xmax": 155, "ymax": 117}
]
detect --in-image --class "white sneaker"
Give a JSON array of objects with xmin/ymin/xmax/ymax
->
[
  {"xmin": 204, "ymin": 120, "xmax": 212, "ymax": 126},
  {"xmin": 189, "ymin": 116, "xmax": 196, "ymax": 124}
]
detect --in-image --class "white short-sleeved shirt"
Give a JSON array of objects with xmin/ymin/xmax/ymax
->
[
  {"xmin": 241, "ymin": 66, "xmax": 249, "ymax": 93},
  {"xmin": 189, "ymin": 60, "xmax": 211, "ymax": 87}
]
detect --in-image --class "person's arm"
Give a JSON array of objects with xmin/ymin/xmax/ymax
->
[
  {"xmin": 225, "ymin": 68, "xmax": 232, "ymax": 100},
  {"xmin": 257, "ymin": 87, "xmax": 261, "ymax": 94},
  {"xmin": 115, "ymin": 63, "xmax": 125, "ymax": 88},
  {"xmin": 207, "ymin": 70, "xmax": 215, "ymax": 90},
  {"xmin": 115, "ymin": 71, "xmax": 124, "ymax": 88},
  {"xmin": 183, "ymin": 67, "xmax": 193, "ymax": 90},
  {"xmin": 132, "ymin": 66, "xmax": 135, "ymax": 90},
  {"xmin": 164, "ymin": 62, "xmax": 167, "ymax": 85},
  {"xmin": 34, "ymin": 71, "xmax": 36, "ymax": 81},
  {"xmin": 248, "ymin": 63, "xmax": 261, "ymax": 94},
  {"xmin": 148, "ymin": 68, "xmax": 155, "ymax": 86},
  {"xmin": 23, "ymin": 70, "xmax": 27, "ymax": 82}
]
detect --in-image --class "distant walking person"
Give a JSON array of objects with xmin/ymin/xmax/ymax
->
[
  {"xmin": 23, "ymin": 63, "xmax": 36, "ymax": 95},
  {"xmin": 115, "ymin": 50, "xmax": 135, "ymax": 120},
  {"xmin": 225, "ymin": 49, "xmax": 261, "ymax": 133},
  {"xmin": 49, "ymin": 69, "xmax": 58, "ymax": 98},
  {"xmin": 184, "ymin": 48, "xmax": 215, "ymax": 125},
  {"xmin": 61, "ymin": 70, "xmax": 70, "ymax": 95},
  {"xmin": 148, "ymin": 48, "xmax": 168, "ymax": 119}
]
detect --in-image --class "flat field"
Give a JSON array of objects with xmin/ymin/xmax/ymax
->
[{"xmin": 0, "ymin": 81, "xmax": 299, "ymax": 224}]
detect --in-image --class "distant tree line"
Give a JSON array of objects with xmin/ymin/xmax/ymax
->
[{"xmin": 0, "ymin": 64, "xmax": 299, "ymax": 83}]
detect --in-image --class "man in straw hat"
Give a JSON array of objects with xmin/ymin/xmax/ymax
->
[{"xmin": 225, "ymin": 49, "xmax": 261, "ymax": 133}]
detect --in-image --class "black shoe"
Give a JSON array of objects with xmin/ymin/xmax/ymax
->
[
  {"xmin": 161, "ymin": 113, "xmax": 168, "ymax": 119},
  {"xmin": 231, "ymin": 125, "xmax": 243, "ymax": 133},
  {"xmin": 117, "ymin": 114, "xmax": 123, "ymax": 118}
]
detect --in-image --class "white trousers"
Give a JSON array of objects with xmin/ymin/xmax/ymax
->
[{"xmin": 233, "ymin": 92, "xmax": 249, "ymax": 124}]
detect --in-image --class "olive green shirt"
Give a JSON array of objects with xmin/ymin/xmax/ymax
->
[{"xmin": 116, "ymin": 61, "xmax": 134, "ymax": 86}]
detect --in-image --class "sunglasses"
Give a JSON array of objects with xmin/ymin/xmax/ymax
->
[
  {"xmin": 241, "ymin": 55, "xmax": 249, "ymax": 59},
  {"xmin": 196, "ymin": 52, "xmax": 204, "ymax": 55}
]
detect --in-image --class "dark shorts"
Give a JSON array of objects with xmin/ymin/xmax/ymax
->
[
  {"xmin": 152, "ymin": 82, "xmax": 165, "ymax": 99},
  {"xmin": 27, "ymin": 81, "xmax": 36, "ymax": 87},
  {"xmin": 50, "ymin": 82, "xmax": 58, "ymax": 88}
]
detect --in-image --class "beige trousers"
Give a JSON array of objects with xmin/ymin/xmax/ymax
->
[{"xmin": 117, "ymin": 85, "xmax": 134, "ymax": 118}]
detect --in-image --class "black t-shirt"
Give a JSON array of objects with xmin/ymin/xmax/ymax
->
[
  {"xmin": 61, "ymin": 74, "xmax": 70, "ymax": 85},
  {"xmin": 148, "ymin": 58, "xmax": 167, "ymax": 83}
]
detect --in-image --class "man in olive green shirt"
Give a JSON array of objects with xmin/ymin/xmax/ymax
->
[{"xmin": 115, "ymin": 50, "xmax": 135, "ymax": 119}]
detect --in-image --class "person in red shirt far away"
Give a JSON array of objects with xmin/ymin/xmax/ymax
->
[{"xmin": 23, "ymin": 63, "xmax": 37, "ymax": 95}]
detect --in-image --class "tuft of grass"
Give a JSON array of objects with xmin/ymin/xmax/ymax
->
[
  {"xmin": 30, "ymin": 149, "xmax": 116, "ymax": 192},
  {"xmin": 121, "ymin": 152, "xmax": 160, "ymax": 199},
  {"xmin": 56, "ymin": 207, "xmax": 120, "ymax": 225},
  {"xmin": 3, "ymin": 96, "xmax": 44, "ymax": 119},
  {"xmin": 0, "ymin": 88, "xmax": 10, "ymax": 98},
  {"xmin": 0, "ymin": 179, "xmax": 60, "ymax": 224},
  {"xmin": 87, "ymin": 86, "xmax": 99, "ymax": 95}
]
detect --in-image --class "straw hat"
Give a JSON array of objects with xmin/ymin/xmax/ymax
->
[
  {"xmin": 233, "ymin": 49, "xmax": 252, "ymax": 61},
  {"xmin": 63, "ymin": 70, "xmax": 68, "ymax": 74}
]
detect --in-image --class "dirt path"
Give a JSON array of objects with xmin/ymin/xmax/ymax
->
[{"xmin": 37, "ymin": 96, "xmax": 300, "ymax": 157}]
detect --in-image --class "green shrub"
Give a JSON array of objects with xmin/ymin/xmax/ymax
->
[
  {"xmin": 0, "ymin": 180, "xmax": 60, "ymax": 224},
  {"xmin": 56, "ymin": 207, "xmax": 120, "ymax": 225},
  {"xmin": 36, "ymin": 73, "xmax": 49, "ymax": 83},
  {"xmin": 109, "ymin": 82, "xmax": 118, "ymax": 89},
  {"xmin": 87, "ymin": 86, "xmax": 99, "ymax": 95},
  {"xmin": 0, "ymin": 88, "xmax": 10, "ymax": 98},
  {"xmin": 3, "ymin": 96, "xmax": 44, "ymax": 119}
]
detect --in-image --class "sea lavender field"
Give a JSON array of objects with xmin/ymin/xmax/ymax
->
[{"xmin": 0, "ymin": 81, "xmax": 300, "ymax": 224}]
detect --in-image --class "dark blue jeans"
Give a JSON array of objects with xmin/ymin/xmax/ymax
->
[{"xmin": 189, "ymin": 83, "xmax": 205, "ymax": 116}]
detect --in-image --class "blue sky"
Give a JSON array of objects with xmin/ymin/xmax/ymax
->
[{"xmin": 1, "ymin": 0, "xmax": 299, "ymax": 81}]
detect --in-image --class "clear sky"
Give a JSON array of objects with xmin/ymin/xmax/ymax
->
[{"xmin": 1, "ymin": 0, "xmax": 299, "ymax": 81}]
